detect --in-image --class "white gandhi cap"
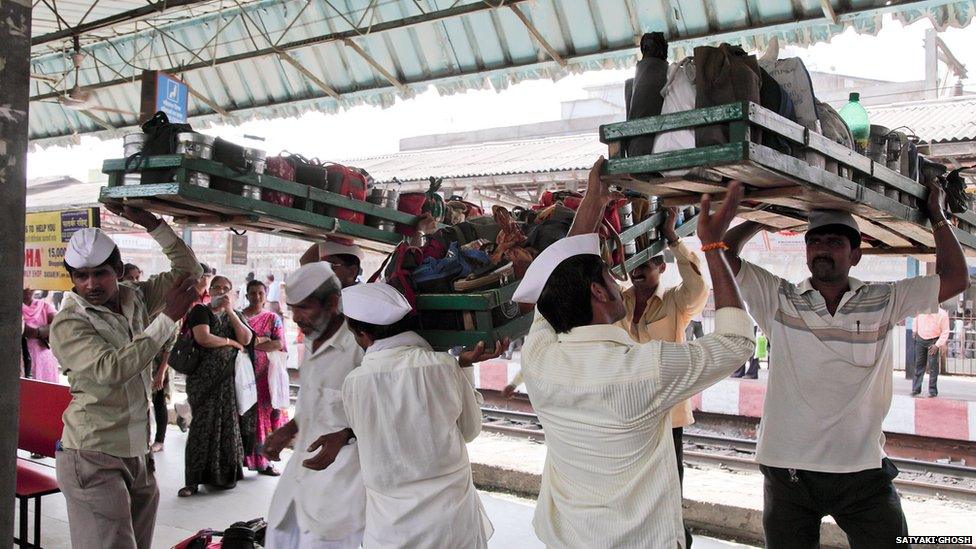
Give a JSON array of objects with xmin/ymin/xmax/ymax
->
[
  {"xmin": 512, "ymin": 233, "xmax": 601, "ymax": 304},
  {"xmin": 341, "ymin": 282, "xmax": 412, "ymax": 326},
  {"xmin": 64, "ymin": 228, "xmax": 119, "ymax": 269},
  {"xmin": 319, "ymin": 240, "xmax": 365, "ymax": 262},
  {"xmin": 285, "ymin": 262, "xmax": 338, "ymax": 305}
]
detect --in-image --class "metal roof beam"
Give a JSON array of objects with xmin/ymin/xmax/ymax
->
[
  {"xmin": 819, "ymin": 0, "xmax": 840, "ymax": 25},
  {"xmin": 509, "ymin": 4, "xmax": 566, "ymax": 67},
  {"xmin": 32, "ymin": 0, "xmax": 218, "ymax": 46},
  {"xmin": 276, "ymin": 52, "xmax": 342, "ymax": 100},
  {"xmin": 31, "ymin": 0, "xmax": 530, "ymax": 102},
  {"xmin": 342, "ymin": 38, "xmax": 410, "ymax": 95}
]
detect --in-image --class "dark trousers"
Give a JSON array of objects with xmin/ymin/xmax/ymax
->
[
  {"xmin": 912, "ymin": 336, "xmax": 940, "ymax": 396},
  {"xmin": 761, "ymin": 459, "xmax": 908, "ymax": 549},
  {"xmin": 672, "ymin": 427, "xmax": 693, "ymax": 548},
  {"xmin": 152, "ymin": 389, "xmax": 168, "ymax": 444}
]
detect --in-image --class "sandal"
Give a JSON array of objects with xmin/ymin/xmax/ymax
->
[
  {"xmin": 258, "ymin": 466, "xmax": 281, "ymax": 477},
  {"xmin": 178, "ymin": 486, "xmax": 198, "ymax": 498}
]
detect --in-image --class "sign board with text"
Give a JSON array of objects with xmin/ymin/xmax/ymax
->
[
  {"xmin": 24, "ymin": 208, "xmax": 100, "ymax": 291},
  {"xmin": 228, "ymin": 234, "xmax": 248, "ymax": 266},
  {"xmin": 140, "ymin": 70, "xmax": 188, "ymax": 123}
]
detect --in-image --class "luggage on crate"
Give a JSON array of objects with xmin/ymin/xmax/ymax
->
[
  {"xmin": 412, "ymin": 242, "xmax": 491, "ymax": 293},
  {"xmin": 694, "ymin": 43, "xmax": 761, "ymax": 147},
  {"xmin": 289, "ymin": 155, "xmax": 330, "ymax": 213},
  {"xmin": 627, "ymin": 32, "xmax": 669, "ymax": 157},
  {"xmin": 945, "ymin": 167, "xmax": 972, "ymax": 214},
  {"xmin": 652, "ymin": 56, "xmax": 696, "ymax": 168},
  {"xmin": 124, "ymin": 111, "xmax": 193, "ymax": 185},
  {"xmin": 815, "ymin": 100, "xmax": 855, "ymax": 179},
  {"xmin": 445, "ymin": 197, "xmax": 484, "ymax": 224},
  {"xmin": 324, "ymin": 163, "xmax": 368, "ymax": 224},
  {"xmin": 759, "ymin": 55, "xmax": 822, "ymax": 169},
  {"xmin": 490, "ymin": 206, "xmax": 527, "ymax": 264},
  {"xmin": 369, "ymin": 242, "xmax": 424, "ymax": 308},
  {"xmin": 263, "ymin": 155, "xmax": 297, "ymax": 207},
  {"xmin": 210, "ymin": 137, "xmax": 249, "ymax": 195},
  {"xmin": 397, "ymin": 177, "xmax": 445, "ymax": 236},
  {"xmin": 759, "ymin": 67, "xmax": 797, "ymax": 154},
  {"xmin": 454, "ymin": 260, "xmax": 515, "ymax": 292}
]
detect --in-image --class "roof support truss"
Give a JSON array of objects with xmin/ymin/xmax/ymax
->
[
  {"xmin": 509, "ymin": 4, "xmax": 566, "ymax": 66},
  {"xmin": 341, "ymin": 38, "xmax": 410, "ymax": 94}
]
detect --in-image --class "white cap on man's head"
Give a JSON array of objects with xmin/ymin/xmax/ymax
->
[
  {"xmin": 285, "ymin": 262, "xmax": 337, "ymax": 305},
  {"xmin": 807, "ymin": 210, "xmax": 859, "ymax": 235},
  {"xmin": 319, "ymin": 239, "xmax": 364, "ymax": 262},
  {"xmin": 512, "ymin": 233, "xmax": 601, "ymax": 305},
  {"xmin": 341, "ymin": 282, "xmax": 412, "ymax": 325},
  {"xmin": 64, "ymin": 228, "xmax": 118, "ymax": 269}
]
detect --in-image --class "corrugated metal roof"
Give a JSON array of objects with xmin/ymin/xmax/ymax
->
[
  {"xmin": 345, "ymin": 133, "xmax": 602, "ymax": 183},
  {"xmin": 867, "ymin": 95, "xmax": 976, "ymax": 143},
  {"xmin": 28, "ymin": 0, "xmax": 976, "ymax": 145}
]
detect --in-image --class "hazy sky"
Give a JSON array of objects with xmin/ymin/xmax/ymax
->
[{"xmin": 27, "ymin": 14, "xmax": 976, "ymax": 183}]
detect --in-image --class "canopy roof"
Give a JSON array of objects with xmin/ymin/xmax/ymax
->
[{"xmin": 29, "ymin": 0, "xmax": 976, "ymax": 145}]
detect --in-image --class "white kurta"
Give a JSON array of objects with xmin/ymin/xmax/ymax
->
[
  {"xmin": 342, "ymin": 331, "xmax": 493, "ymax": 549},
  {"xmin": 267, "ymin": 322, "xmax": 367, "ymax": 545},
  {"xmin": 522, "ymin": 308, "xmax": 756, "ymax": 548}
]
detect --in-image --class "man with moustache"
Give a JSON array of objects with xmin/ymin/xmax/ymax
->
[
  {"xmin": 49, "ymin": 205, "xmax": 201, "ymax": 549},
  {"xmin": 262, "ymin": 262, "xmax": 366, "ymax": 548},
  {"xmin": 721, "ymin": 179, "xmax": 969, "ymax": 548}
]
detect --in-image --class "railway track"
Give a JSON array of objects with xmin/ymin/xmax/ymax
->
[{"xmin": 481, "ymin": 407, "xmax": 976, "ymax": 500}]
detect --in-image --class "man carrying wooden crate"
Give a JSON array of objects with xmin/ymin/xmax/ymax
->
[
  {"xmin": 721, "ymin": 180, "xmax": 968, "ymax": 548},
  {"xmin": 49, "ymin": 205, "xmax": 201, "ymax": 549},
  {"xmin": 512, "ymin": 158, "xmax": 755, "ymax": 548}
]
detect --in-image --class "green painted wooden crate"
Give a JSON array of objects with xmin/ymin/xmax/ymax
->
[{"xmin": 600, "ymin": 101, "xmax": 976, "ymax": 255}]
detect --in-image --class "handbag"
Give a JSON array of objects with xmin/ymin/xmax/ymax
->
[
  {"xmin": 235, "ymin": 351, "xmax": 257, "ymax": 416},
  {"xmin": 267, "ymin": 350, "xmax": 291, "ymax": 410},
  {"xmin": 167, "ymin": 331, "xmax": 201, "ymax": 375},
  {"xmin": 694, "ymin": 43, "xmax": 761, "ymax": 147}
]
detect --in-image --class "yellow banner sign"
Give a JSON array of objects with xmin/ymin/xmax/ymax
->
[{"xmin": 24, "ymin": 208, "xmax": 100, "ymax": 291}]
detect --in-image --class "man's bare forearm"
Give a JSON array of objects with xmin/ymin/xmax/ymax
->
[
  {"xmin": 705, "ymin": 249, "xmax": 745, "ymax": 311},
  {"xmin": 722, "ymin": 221, "xmax": 763, "ymax": 275}
]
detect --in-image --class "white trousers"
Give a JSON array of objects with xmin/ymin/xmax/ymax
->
[{"xmin": 265, "ymin": 506, "xmax": 363, "ymax": 549}]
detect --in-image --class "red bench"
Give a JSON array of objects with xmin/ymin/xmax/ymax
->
[{"xmin": 16, "ymin": 378, "xmax": 71, "ymax": 548}]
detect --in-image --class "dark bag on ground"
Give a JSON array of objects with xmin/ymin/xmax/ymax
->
[
  {"xmin": 694, "ymin": 43, "xmax": 761, "ymax": 146},
  {"xmin": 125, "ymin": 111, "xmax": 193, "ymax": 184}
]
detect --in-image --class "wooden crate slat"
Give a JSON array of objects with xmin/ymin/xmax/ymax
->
[
  {"xmin": 600, "ymin": 102, "xmax": 747, "ymax": 143},
  {"xmin": 745, "ymin": 102, "xmax": 807, "ymax": 144},
  {"xmin": 605, "ymin": 143, "xmax": 747, "ymax": 175}
]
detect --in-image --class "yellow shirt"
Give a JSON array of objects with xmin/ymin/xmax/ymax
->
[
  {"xmin": 618, "ymin": 240, "xmax": 709, "ymax": 428},
  {"xmin": 50, "ymin": 222, "xmax": 201, "ymax": 458}
]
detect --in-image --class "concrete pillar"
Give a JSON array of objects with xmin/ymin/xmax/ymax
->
[{"xmin": 0, "ymin": 0, "xmax": 32, "ymax": 541}]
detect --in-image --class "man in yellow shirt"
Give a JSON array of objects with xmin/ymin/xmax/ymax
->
[{"xmin": 617, "ymin": 207, "xmax": 708, "ymax": 548}]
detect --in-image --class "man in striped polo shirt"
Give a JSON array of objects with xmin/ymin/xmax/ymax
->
[{"xmin": 722, "ymin": 180, "xmax": 969, "ymax": 548}]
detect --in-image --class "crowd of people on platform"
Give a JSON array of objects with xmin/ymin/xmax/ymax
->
[{"xmin": 33, "ymin": 154, "xmax": 971, "ymax": 549}]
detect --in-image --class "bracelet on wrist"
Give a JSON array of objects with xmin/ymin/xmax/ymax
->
[
  {"xmin": 701, "ymin": 241, "xmax": 729, "ymax": 252},
  {"xmin": 933, "ymin": 219, "xmax": 951, "ymax": 232}
]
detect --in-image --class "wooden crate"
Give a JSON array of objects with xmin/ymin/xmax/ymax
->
[
  {"xmin": 415, "ymin": 280, "xmax": 533, "ymax": 351},
  {"xmin": 101, "ymin": 155, "xmax": 431, "ymax": 251},
  {"xmin": 600, "ymin": 102, "xmax": 976, "ymax": 255}
]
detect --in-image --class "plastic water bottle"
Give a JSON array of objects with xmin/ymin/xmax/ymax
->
[{"xmin": 839, "ymin": 92, "xmax": 870, "ymax": 154}]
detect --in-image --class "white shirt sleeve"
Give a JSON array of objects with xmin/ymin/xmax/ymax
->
[
  {"xmin": 889, "ymin": 275, "xmax": 941, "ymax": 324},
  {"xmin": 648, "ymin": 307, "xmax": 757, "ymax": 412},
  {"xmin": 735, "ymin": 260, "xmax": 783, "ymax": 336},
  {"xmin": 455, "ymin": 365, "xmax": 484, "ymax": 442}
]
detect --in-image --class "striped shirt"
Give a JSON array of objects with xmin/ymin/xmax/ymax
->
[
  {"xmin": 522, "ymin": 307, "xmax": 755, "ymax": 548},
  {"xmin": 736, "ymin": 261, "xmax": 940, "ymax": 473}
]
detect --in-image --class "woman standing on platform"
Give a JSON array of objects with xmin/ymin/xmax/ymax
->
[
  {"xmin": 241, "ymin": 279, "xmax": 288, "ymax": 476},
  {"xmin": 22, "ymin": 287, "xmax": 60, "ymax": 382},
  {"xmin": 179, "ymin": 275, "xmax": 253, "ymax": 497}
]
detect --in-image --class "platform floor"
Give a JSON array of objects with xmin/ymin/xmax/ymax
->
[{"xmin": 16, "ymin": 428, "xmax": 755, "ymax": 548}]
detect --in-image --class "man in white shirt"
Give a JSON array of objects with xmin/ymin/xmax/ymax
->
[
  {"xmin": 261, "ymin": 263, "xmax": 366, "ymax": 548},
  {"xmin": 512, "ymin": 158, "xmax": 755, "ymax": 548},
  {"xmin": 338, "ymin": 282, "xmax": 503, "ymax": 548},
  {"xmin": 721, "ymin": 178, "xmax": 968, "ymax": 548},
  {"xmin": 266, "ymin": 273, "xmax": 282, "ymax": 314},
  {"xmin": 300, "ymin": 238, "xmax": 365, "ymax": 289}
]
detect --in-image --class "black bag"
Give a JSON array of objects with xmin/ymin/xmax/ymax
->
[
  {"xmin": 210, "ymin": 137, "xmax": 248, "ymax": 195},
  {"xmin": 526, "ymin": 206, "xmax": 574, "ymax": 253},
  {"xmin": 221, "ymin": 518, "xmax": 267, "ymax": 549},
  {"xmin": 125, "ymin": 111, "xmax": 192, "ymax": 184},
  {"xmin": 167, "ymin": 331, "xmax": 200, "ymax": 375},
  {"xmin": 627, "ymin": 32, "xmax": 669, "ymax": 157},
  {"xmin": 759, "ymin": 67, "xmax": 797, "ymax": 154},
  {"xmin": 695, "ymin": 43, "xmax": 761, "ymax": 147}
]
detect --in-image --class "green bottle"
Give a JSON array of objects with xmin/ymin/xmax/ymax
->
[{"xmin": 839, "ymin": 92, "xmax": 870, "ymax": 153}]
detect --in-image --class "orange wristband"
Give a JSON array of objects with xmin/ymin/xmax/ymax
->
[{"xmin": 701, "ymin": 242, "xmax": 729, "ymax": 252}]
